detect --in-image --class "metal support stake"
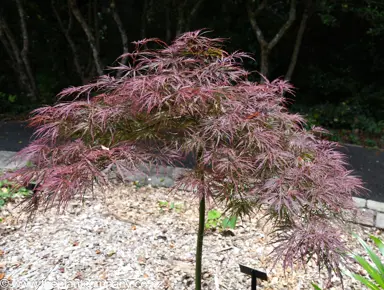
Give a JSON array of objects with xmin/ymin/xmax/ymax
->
[{"xmin": 239, "ymin": 264, "xmax": 268, "ymax": 290}]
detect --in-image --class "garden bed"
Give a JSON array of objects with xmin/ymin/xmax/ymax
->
[{"xmin": 0, "ymin": 184, "xmax": 382, "ymax": 289}]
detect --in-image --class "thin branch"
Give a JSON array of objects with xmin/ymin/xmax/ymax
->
[
  {"xmin": 67, "ymin": 3, "xmax": 73, "ymax": 31},
  {"xmin": 140, "ymin": 0, "xmax": 149, "ymax": 39},
  {"xmin": 176, "ymin": 0, "xmax": 188, "ymax": 36},
  {"xmin": 246, "ymin": 0, "xmax": 268, "ymax": 47},
  {"xmin": 285, "ymin": 0, "xmax": 312, "ymax": 81},
  {"xmin": 165, "ymin": 0, "xmax": 171, "ymax": 42},
  {"xmin": 52, "ymin": 0, "xmax": 84, "ymax": 83},
  {"xmin": 0, "ymin": 14, "xmax": 34, "ymax": 96},
  {"xmin": 69, "ymin": 0, "xmax": 103, "ymax": 75},
  {"xmin": 110, "ymin": 0, "xmax": 129, "ymax": 78},
  {"xmin": 15, "ymin": 0, "xmax": 39, "ymax": 99},
  {"xmin": 185, "ymin": 0, "xmax": 205, "ymax": 31},
  {"xmin": 94, "ymin": 0, "xmax": 100, "ymax": 51},
  {"xmin": 0, "ymin": 25, "xmax": 16, "ymax": 64},
  {"xmin": 246, "ymin": 0, "xmax": 297, "ymax": 79},
  {"xmin": 268, "ymin": 0, "xmax": 297, "ymax": 50}
]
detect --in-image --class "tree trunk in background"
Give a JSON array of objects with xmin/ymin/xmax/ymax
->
[
  {"xmin": 110, "ymin": 0, "xmax": 129, "ymax": 78},
  {"xmin": 185, "ymin": 0, "xmax": 205, "ymax": 32},
  {"xmin": 0, "ymin": 28, "xmax": 16, "ymax": 65},
  {"xmin": 84, "ymin": 0, "xmax": 95, "ymax": 78},
  {"xmin": 175, "ymin": 0, "xmax": 204, "ymax": 36},
  {"xmin": 52, "ymin": 0, "xmax": 84, "ymax": 83},
  {"xmin": 69, "ymin": 0, "xmax": 103, "ymax": 76},
  {"xmin": 16, "ymin": 0, "xmax": 39, "ymax": 100},
  {"xmin": 246, "ymin": 0, "xmax": 297, "ymax": 82},
  {"xmin": 175, "ymin": 0, "xmax": 187, "ymax": 36},
  {"xmin": 94, "ymin": 0, "xmax": 100, "ymax": 52},
  {"xmin": 260, "ymin": 46, "xmax": 270, "ymax": 80},
  {"xmin": 285, "ymin": 0, "xmax": 312, "ymax": 81},
  {"xmin": 140, "ymin": 0, "xmax": 148, "ymax": 39},
  {"xmin": 165, "ymin": 0, "xmax": 172, "ymax": 43},
  {"xmin": 0, "ymin": 16, "xmax": 35, "ymax": 98},
  {"xmin": 0, "ymin": 26, "xmax": 28, "ymax": 91}
]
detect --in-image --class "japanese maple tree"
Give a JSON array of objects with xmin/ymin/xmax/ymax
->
[{"xmin": 7, "ymin": 30, "xmax": 364, "ymax": 289}]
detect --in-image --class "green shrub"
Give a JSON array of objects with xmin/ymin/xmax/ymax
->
[
  {"xmin": 0, "ymin": 179, "xmax": 32, "ymax": 208},
  {"xmin": 205, "ymin": 209, "xmax": 237, "ymax": 231},
  {"xmin": 292, "ymin": 102, "xmax": 384, "ymax": 148}
]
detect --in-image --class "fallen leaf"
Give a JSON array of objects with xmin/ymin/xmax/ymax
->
[
  {"xmin": 0, "ymin": 273, "xmax": 5, "ymax": 279},
  {"xmin": 143, "ymin": 273, "xmax": 149, "ymax": 278},
  {"xmin": 107, "ymin": 251, "xmax": 116, "ymax": 257},
  {"xmin": 99, "ymin": 271, "xmax": 107, "ymax": 280},
  {"xmin": 131, "ymin": 225, "xmax": 136, "ymax": 230},
  {"xmin": 95, "ymin": 249, "xmax": 101, "ymax": 255},
  {"xmin": 245, "ymin": 111, "xmax": 260, "ymax": 120}
]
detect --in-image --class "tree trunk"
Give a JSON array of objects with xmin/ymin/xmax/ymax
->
[
  {"xmin": 185, "ymin": 0, "xmax": 205, "ymax": 32},
  {"xmin": 0, "ymin": 16, "xmax": 35, "ymax": 97},
  {"xmin": 110, "ymin": 0, "xmax": 129, "ymax": 78},
  {"xmin": 246, "ymin": 0, "xmax": 297, "ymax": 81},
  {"xmin": 260, "ymin": 46, "xmax": 270, "ymax": 81},
  {"xmin": 16, "ymin": 0, "xmax": 39, "ymax": 100},
  {"xmin": 285, "ymin": 0, "xmax": 312, "ymax": 81},
  {"xmin": 69, "ymin": 0, "xmax": 103, "ymax": 75},
  {"xmin": 0, "ymin": 27, "xmax": 26, "ymax": 89},
  {"xmin": 0, "ymin": 29, "xmax": 16, "ymax": 64},
  {"xmin": 176, "ymin": 0, "xmax": 188, "ymax": 36},
  {"xmin": 94, "ymin": 0, "xmax": 100, "ymax": 51},
  {"xmin": 195, "ymin": 195, "xmax": 205, "ymax": 290},
  {"xmin": 52, "ymin": 0, "xmax": 84, "ymax": 83},
  {"xmin": 140, "ymin": 0, "xmax": 148, "ymax": 39},
  {"xmin": 165, "ymin": 0, "xmax": 172, "ymax": 43}
]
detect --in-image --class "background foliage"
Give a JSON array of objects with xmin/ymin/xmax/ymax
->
[{"xmin": 0, "ymin": 0, "xmax": 383, "ymax": 145}]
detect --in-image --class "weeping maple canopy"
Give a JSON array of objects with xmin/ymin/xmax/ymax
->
[{"xmin": 7, "ymin": 30, "xmax": 364, "ymax": 276}]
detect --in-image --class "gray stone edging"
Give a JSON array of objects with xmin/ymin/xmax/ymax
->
[
  {"xmin": 353, "ymin": 197, "xmax": 384, "ymax": 229},
  {"xmin": 1, "ymin": 150, "xmax": 384, "ymax": 229}
]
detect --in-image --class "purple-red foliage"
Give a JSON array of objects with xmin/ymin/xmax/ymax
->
[{"xmin": 6, "ymin": 30, "xmax": 364, "ymax": 275}]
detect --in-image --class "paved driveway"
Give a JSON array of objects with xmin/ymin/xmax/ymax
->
[{"xmin": 0, "ymin": 120, "xmax": 34, "ymax": 151}]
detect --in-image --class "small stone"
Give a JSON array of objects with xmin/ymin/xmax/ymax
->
[{"xmin": 93, "ymin": 204, "xmax": 102, "ymax": 211}]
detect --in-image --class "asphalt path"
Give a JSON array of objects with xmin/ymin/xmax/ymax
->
[
  {"xmin": 1, "ymin": 120, "xmax": 383, "ymax": 202},
  {"xmin": 0, "ymin": 120, "xmax": 34, "ymax": 151}
]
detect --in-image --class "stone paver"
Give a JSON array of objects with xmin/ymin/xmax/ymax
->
[
  {"xmin": 0, "ymin": 150, "xmax": 24, "ymax": 170},
  {"xmin": 357, "ymin": 209, "xmax": 376, "ymax": 227},
  {"xmin": 353, "ymin": 197, "xmax": 367, "ymax": 208},
  {"xmin": 376, "ymin": 213, "xmax": 384, "ymax": 229},
  {"xmin": 367, "ymin": 200, "xmax": 384, "ymax": 213}
]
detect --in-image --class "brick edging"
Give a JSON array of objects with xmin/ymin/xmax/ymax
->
[{"xmin": 353, "ymin": 197, "xmax": 384, "ymax": 229}]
